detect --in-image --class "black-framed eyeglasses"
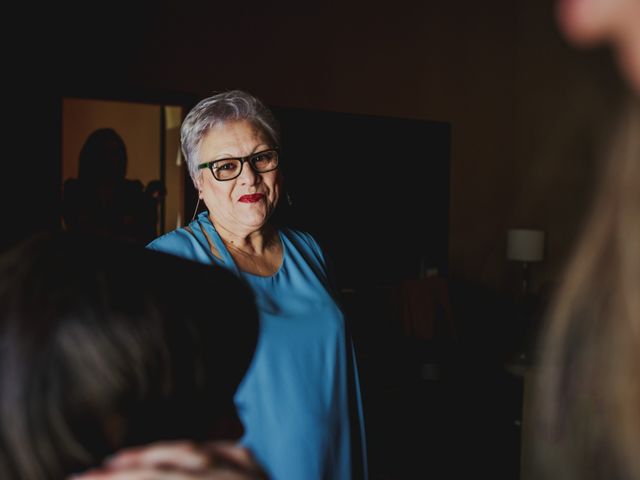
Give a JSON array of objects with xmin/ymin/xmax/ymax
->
[{"xmin": 198, "ymin": 148, "xmax": 279, "ymax": 181}]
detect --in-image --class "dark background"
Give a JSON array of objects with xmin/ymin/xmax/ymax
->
[{"xmin": 271, "ymin": 107, "xmax": 451, "ymax": 288}]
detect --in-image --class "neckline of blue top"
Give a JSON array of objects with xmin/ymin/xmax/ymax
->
[{"xmin": 193, "ymin": 211, "xmax": 285, "ymax": 279}]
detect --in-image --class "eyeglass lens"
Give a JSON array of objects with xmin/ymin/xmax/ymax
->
[{"xmin": 211, "ymin": 150, "xmax": 278, "ymax": 180}]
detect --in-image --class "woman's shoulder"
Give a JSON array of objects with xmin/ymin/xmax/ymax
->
[
  {"xmin": 146, "ymin": 227, "xmax": 203, "ymax": 260},
  {"xmin": 280, "ymin": 227, "xmax": 322, "ymax": 252},
  {"xmin": 279, "ymin": 227, "xmax": 328, "ymax": 266}
]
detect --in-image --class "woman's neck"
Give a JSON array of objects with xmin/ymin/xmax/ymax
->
[
  {"xmin": 208, "ymin": 215, "xmax": 283, "ymax": 277},
  {"xmin": 209, "ymin": 216, "xmax": 275, "ymax": 256}
]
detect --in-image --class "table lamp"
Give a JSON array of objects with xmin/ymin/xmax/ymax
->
[{"xmin": 506, "ymin": 229, "xmax": 545, "ymax": 295}]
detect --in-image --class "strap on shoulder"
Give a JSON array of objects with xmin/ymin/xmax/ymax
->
[{"xmin": 185, "ymin": 224, "xmax": 222, "ymax": 261}]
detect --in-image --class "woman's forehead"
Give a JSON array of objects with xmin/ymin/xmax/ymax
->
[
  {"xmin": 205, "ymin": 120, "xmax": 267, "ymax": 145},
  {"xmin": 199, "ymin": 120, "xmax": 268, "ymax": 159}
]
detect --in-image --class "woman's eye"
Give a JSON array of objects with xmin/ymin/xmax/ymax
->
[
  {"xmin": 253, "ymin": 152, "xmax": 274, "ymax": 164},
  {"xmin": 214, "ymin": 160, "xmax": 238, "ymax": 171}
]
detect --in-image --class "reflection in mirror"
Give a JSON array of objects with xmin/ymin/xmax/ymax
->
[{"xmin": 61, "ymin": 98, "xmax": 184, "ymax": 245}]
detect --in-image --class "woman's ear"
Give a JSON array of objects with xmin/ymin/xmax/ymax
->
[{"xmin": 196, "ymin": 177, "xmax": 204, "ymax": 199}]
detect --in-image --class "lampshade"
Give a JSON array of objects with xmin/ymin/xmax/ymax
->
[{"xmin": 506, "ymin": 229, "xmax": 545, "ymax": 262}]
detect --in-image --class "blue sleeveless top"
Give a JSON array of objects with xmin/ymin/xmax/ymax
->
[{"xmin": 147, "ymin": 212, "xmax": 367, "ymax": 480}]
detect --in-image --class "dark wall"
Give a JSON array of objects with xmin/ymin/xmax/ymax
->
[
  {"xmin": 271, "ymin": 107, "xmax": 450, "ymax": 288},
  {"xmin": 4, "ymin": 94, "xmax": 61, "ymax": 251}
]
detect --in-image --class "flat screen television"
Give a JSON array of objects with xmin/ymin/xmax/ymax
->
[{"xmin": 270, "ymin": 106, "xmax": 451, "ymax": 289}]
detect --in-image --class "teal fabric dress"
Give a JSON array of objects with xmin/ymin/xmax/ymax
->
[{"xmin": 147, "ymin": 212, "xmax": 367, "ymax": 480}]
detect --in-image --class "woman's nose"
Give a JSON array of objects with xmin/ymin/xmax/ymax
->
[{"xmin": 238, "ymin": 160, "xmax": 260, "ymax": 185}]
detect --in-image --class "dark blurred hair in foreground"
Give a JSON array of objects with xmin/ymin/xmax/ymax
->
[{"xmin": 0, "ymin": 231, "xmax": 259, "ymax": 480}]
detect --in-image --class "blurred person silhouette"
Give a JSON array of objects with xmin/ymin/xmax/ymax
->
[
  {"xmin": 0, "ymin": 231, "xmax": 267, "ymax": 480},
  {"xmin": 62, "ymin": 128, "xmax": 162, "ymax": 245},
  {"xmin": 532, "ymin": 0, "xmax": 640, "ymax": 479}
]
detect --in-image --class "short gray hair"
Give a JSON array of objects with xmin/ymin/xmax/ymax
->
[{"xmin": 181, "ymin": 90, "xmax": 281, "ymax": 187}]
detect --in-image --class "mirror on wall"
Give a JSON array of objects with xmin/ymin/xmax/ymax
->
[{"xmin": 61, "ymin": 98, "xmax": 184, "ymax": 245}]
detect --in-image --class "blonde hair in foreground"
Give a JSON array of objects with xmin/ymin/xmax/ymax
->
[{"xmin": 533, "ymin": 97, "xmax": 640, "ymax": 480}]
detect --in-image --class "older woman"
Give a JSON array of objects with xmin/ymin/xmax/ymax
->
[{"xmin": 146, "ymin": 90, "xmax": 368, "ymax": 480}]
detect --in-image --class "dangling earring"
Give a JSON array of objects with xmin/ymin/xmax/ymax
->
[
  {"xmin": 286, "ymin": 191, "xmax": 293, "ymax": 206},
  {"xmin": 190, "ymin": 198, "xmax": 201, "ymax": 222}
]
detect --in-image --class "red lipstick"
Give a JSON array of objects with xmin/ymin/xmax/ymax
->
[{"xmin": 239, "ymin": 193, "xmax": 264, "ymax": 203}]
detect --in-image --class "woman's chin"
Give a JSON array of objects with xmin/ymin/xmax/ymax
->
[
  {"xmin": 556, "ymin": 0, "xmax": 606, "ymax": 47},
  {"xmin": 238, "ymin": 212, "xmax": 270, "ymax": 230}
]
